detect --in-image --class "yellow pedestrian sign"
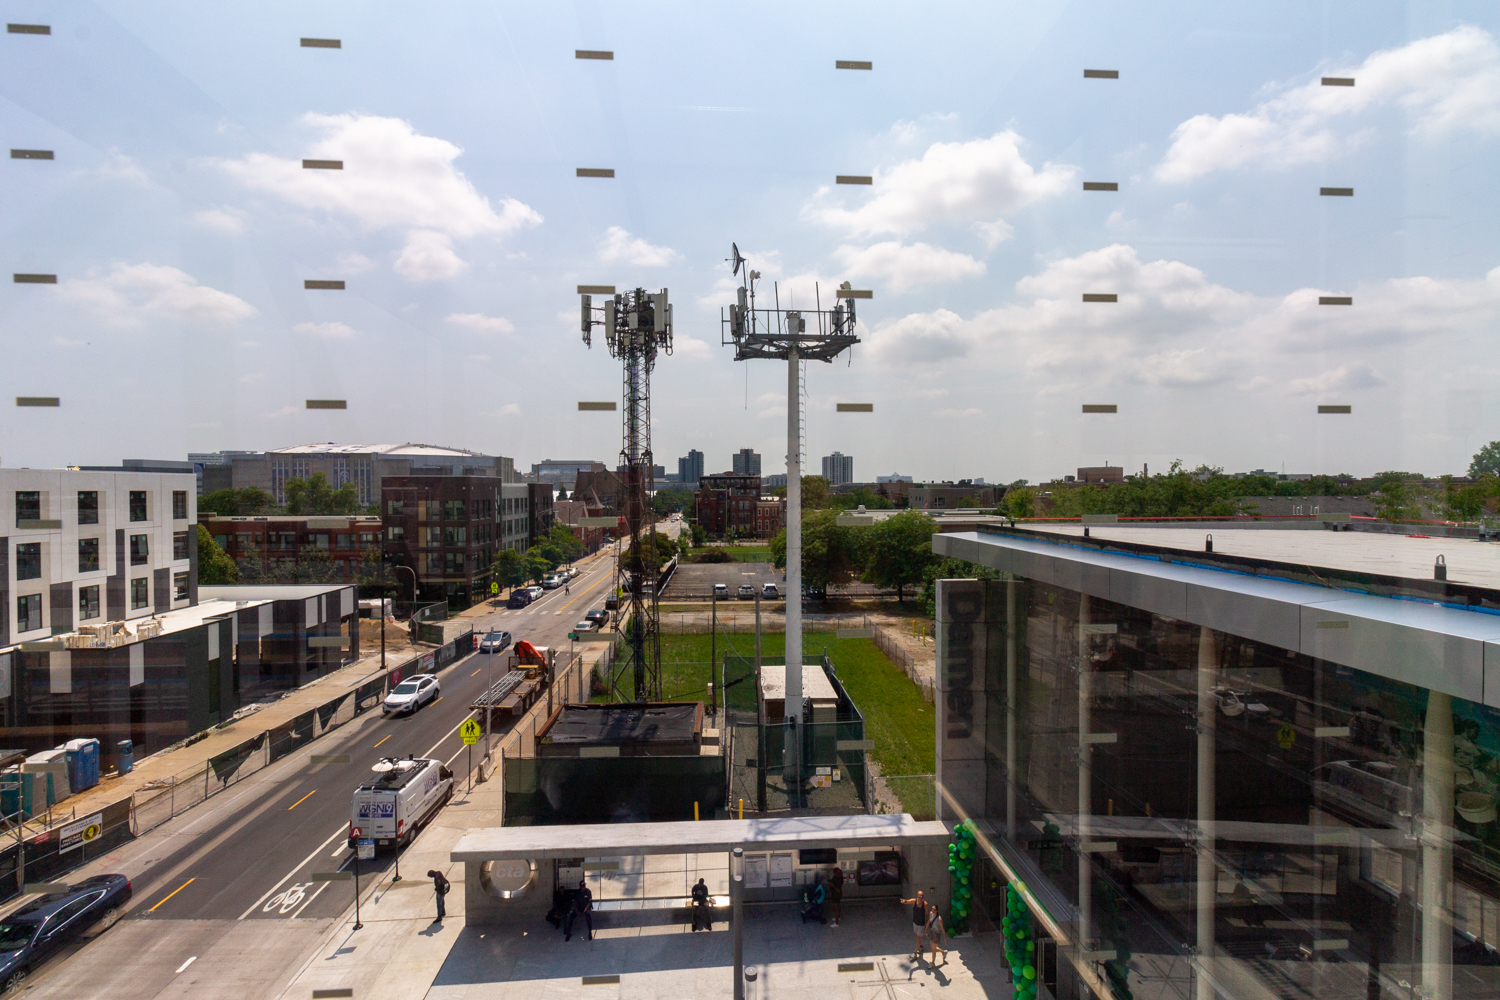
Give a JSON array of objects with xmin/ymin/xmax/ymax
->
[
  {"xmin": 491, "ymin": 582, "xmax": 499, "ymax": 594},
  {"xmin": 1275, "ymin": 724, "xmax": 1296, "ymax": 750},
  {"xmin": 460, "ymin": 718, "xmax": 481, "ymax": 745}
]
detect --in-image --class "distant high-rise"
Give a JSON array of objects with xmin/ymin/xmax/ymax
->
[
  {"xmin": 732, "ymin": 448, "xmax": 761, "ymax": 475},
  {"xmin": 821, "ymin": 451, "xmax": 853, "ymax": 486},
  {"xmin": 678, "ymin": 449, "xmax": 705, "ymax": 486}
]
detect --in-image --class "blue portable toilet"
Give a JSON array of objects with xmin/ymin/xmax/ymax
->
[
  {"xmin": 63, "ymin": 739, "xmax": 101, "ymax": 792},
  {"xmin": 117, "ymin": 740, "xmax": 134, "ymax": 775}
]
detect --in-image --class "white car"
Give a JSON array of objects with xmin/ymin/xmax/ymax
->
[
  {"xmin": 542, "ymin": 575, "xmax": 563, "ymax": 590},
  {"xmin": 383, "ymin": 674, "xmax": 440, "ymax": 715},
  {"xmin": 574, "ymin": 620, "xmax": 598, "ymax": 633},
  {"xmin": 526, "ymin": 585, "xmax": 544, "ymax": 600}
]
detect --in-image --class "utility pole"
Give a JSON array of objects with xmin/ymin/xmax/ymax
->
[{"xmin": 720, "ymin": 245, "xmax": 861, "ymax": 811}]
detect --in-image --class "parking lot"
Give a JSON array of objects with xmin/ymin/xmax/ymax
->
[{"xmin": 661, "ymin": 562, "xmax": 785, "ymax": 600}]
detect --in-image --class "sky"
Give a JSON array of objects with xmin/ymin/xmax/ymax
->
[{"xmin": 2, "ymin": 1, "xmax": 1498, "ymax": 483}]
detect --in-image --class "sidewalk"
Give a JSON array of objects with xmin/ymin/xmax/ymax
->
[{"xmin": 38, "ymin": 622, "xmax": 431, "ymax": 825}]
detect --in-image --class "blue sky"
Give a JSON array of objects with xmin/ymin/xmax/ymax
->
[{"xmin": 2, "ymin": 1, "xmax": 1498, "ymax": 482}]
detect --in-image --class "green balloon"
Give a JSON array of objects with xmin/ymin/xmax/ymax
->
[{"xmin": 1024, "ymin": 966, "xmax": 1036, "ymax": 980}]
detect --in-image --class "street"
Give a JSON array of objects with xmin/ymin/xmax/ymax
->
[{"xmin": 10, "ymin": 546, "xmax": 626, "ymax": 1000}]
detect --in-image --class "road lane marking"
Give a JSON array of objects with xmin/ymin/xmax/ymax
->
[
  {"xmin": 433, "ymin": 697, "xmax": 442, "ymax": 704},
  {"xmin": 287, "ymin": 789, "xmax": 317, "ymax": 810},
  {"xmin": 444, "ymin": 744, "xmax": 467, "ymax": 766},
  {"xmin": 423, "ymin": 709, "xmax": 479, "ymax": 759},
  {"xmin": 290, "ymin": 878, "xmax": 331, "ymax": 918},
  {"xmin": 471, "ymin": 668, "xmax": 481, "ymax": 676},
  {"xmin": 373, "ymin": 734, "xmax": 391, "ymax": 748},
  {"xmin": 175, "ymin": 956, "xmax": 197, "ymax": 974},
  {"xmin": 237, "ymin": 824, "xmax": 350, "ymax": 920},
  {"xmin": 148, "ymin": 878, "xmax": 196, "ymax": 912}
]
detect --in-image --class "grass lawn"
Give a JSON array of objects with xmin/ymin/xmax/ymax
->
[
  {"xmin": 620, "ymin": 631, "xmax": 935, "ymax": 779},
  {"xmin": 690, "ymin": 546, "xmax": 774, "ymax": 563}
]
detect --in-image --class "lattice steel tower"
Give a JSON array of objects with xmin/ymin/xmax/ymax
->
[{"xmin": 581, "ymin": 286, "xmax": 673, "ymax": 701}]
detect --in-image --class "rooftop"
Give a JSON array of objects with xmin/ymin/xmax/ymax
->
[
  {"xmin": 0, "ymin": 597, "xmax": 269, "ymax": 656},
  {"xmin": 538, "ymin": 703, "xmax": 702, "ymax": 745},
  {"xmin": 267, "ymin": 442, "xmax": 491, "ymax": 457}
]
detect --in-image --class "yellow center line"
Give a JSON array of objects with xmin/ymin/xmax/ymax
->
[
  {"xmin": 433, "ymin": 696, "xmax": 442, "ymax": 703},
  {"xmin": 557, "ymin": 571, "xmax": 612, "ymax": 616},
  {"xmin": 373, "ymin": 734, "xmax": 391, "ymax": 748},
  {"xmin": 148, "ymin": 877, "xmax": 196, "ymax": 912},
  {"xmin": 287, "ymin": 789, "xmax": 317, "ymax": 810},
  {"xmin": 471, "ymin": 668, "xmax": 481, "ymax": 677}
]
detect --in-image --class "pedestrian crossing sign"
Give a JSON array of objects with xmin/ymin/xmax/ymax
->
[{"xmin": 460, "ymin": 718, "xmax": 482, "ymax": 745}]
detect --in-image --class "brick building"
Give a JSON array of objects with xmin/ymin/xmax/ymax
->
[
  {"xmin": 695, "ymin": 473, "xmax": 761, "ymax": 538},
  {"xmin": 203, "ymin": 514, "xmax": 382, "ymax": 583},
  {"xmin": 382, "ymin": 477, "xmax": 508, "ymax": 609},
  {"xmin": 908, "ymin": 482, "xmax": 999, "ymax": 510},
  {"xmin": 754, "ymin": 497, "xmax": 786, "ymax": 539}
]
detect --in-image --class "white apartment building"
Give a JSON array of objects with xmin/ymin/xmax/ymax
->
[
  {"xmin": 501, "ymin": 482, "xmax": 531, "ymax": 553},
  {"xmin": 2, "ymin": 469, "xmax": 197, "ymax": 649}
]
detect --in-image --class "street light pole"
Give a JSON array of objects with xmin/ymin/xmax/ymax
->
[
  {"xmin": 732, "ymin": 846, "xmax": 745, "ymax": 1000},
  {"xmin": 395, "ymin": 565, "xmax": 417, "ymax": 620}
]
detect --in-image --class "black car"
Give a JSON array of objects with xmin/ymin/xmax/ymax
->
[
  {"xmin": 507, "ymin": 590, "xmax": 531, "ymax": 609},
  {"xmin": 584, "ymin": 609, "xmax": 609, "ymax": 626},
  {"xmin": 0, "ymin": 874, "xmax": 131, "ymax": 991}
]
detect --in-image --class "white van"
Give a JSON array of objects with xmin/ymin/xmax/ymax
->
[{"xmin": 348, "ymin": 756, "xmax": 454, "ymax": 851}]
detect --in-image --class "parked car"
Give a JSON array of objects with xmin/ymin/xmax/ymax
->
[
  {"xmin": 383, "ymin": 674, "xmax": 440, "ymax": 715},
  {"xmin": 507, "ymin": 590, "xmax": 531, "ymax": 609},
  {"xmin": 585, "ymin": 609, "xmax": 609, "ymax": 626},
  {"xmin": 605, "ymin": 592, "xmax": 621, "ymax": 610},
  {"xmin": 761, "ymin": 583, "xmax": 779, "ymax": 599},
  {"xmin": 565, "ymin": 566, "xmax": 580, "ymax": 579},
  {"xmin": 0, "ymin": 874, "xmax": 132, "ymax": 992},
  {"xmin": 526, "ymin": 585, "xmax": 544, "ymax": 600},
  {"xmin": 713, "ymin": 583, "xmax": 729, "ymax": 599},
  {"xmin": 574, "ymin": 620, "xmax": 598, "ymax": 633},
  {"xmin": 478, "ymin": 631, "xmax": 512, "ymax": 654},
  {"xmin": 348, "ymin": 757, "xmax": 454, "ymax": 851},
  {"xmin": 542, "ymin": 574, "xmax": 563, "ymax": 590},
  {"xmin": 737, "ymin": 584, "xmax": 756, "ymax": 600}
]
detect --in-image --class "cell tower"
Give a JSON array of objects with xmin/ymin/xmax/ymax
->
[
  {"xmin": 581, "ymin": 286, "xmax": 673, "ymax": 702},
  {"xmin": 720, "ymin": 244, "xmax": 861, "ymax": 806}
]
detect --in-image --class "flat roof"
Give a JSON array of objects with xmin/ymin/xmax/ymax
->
[
  {"xmin": 758, "ymin": 664, "xmax": 839, "ymax": 702},
  {"xmin": 541, "ymin": 703, "xmax": 700, "ymax": 744},
  {"xmin": 934, "ymin": 531, "xmax": 1500, "ymax": 709},
  {"xmin": 0, "ymin": 597, "xmax": 269, "ymax": 657},
  {"xmin": 451, "ymin": 814, "xmax": 948, "ymax": 861},
  {"xmin": 200, "ymin": 584, "xmax": 353, "ymax": 601},
  {"xmin": 1032, "ymin": 524, "xmax": 1500, "ymax": 590}
]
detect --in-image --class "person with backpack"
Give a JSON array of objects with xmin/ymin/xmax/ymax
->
[
  {"xmin": 427, "ymin": 869, "xmax": 450, "ymax": 921},
  {"xmin": 926, "ymin": 902, "xmax": 949, "ymax": 965},
  {"xmin": 828, "ymin": 867, "xmax": 845, "ymax": 927},
  {"xmin": 691, "ymin": 877, "xmax": 712, "ymax": 931}
]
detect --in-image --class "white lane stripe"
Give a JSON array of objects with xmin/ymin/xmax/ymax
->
[
  {"xmin": 290, "ymin": 878, "xmax": 331, "ymax": 919},
  {"xmin": 176, "ymin": 956, "xmax": 197, "ymax": 974},
  {"xmin": 236, "ymin": 822, "xmax": 351, "ymax": 921},
  {"xmin": 422, "ymin": 709, "xmax": 479, "ymax": 759}
]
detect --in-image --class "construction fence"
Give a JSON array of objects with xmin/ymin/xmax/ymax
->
[{"xmin": 0, "ymin": 626, "xmax": 475, "ymax": 901}]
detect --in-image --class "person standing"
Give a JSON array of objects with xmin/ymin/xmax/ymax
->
[
  {"xmin": 898, "ymin": 890, "xmax": 927, "ymax": 960},
  {"xmin": 926, "ymin": 902, "xmax": 949, "ymax": 966},
  {"xmin": 828, "ymin": 867, "xmax": 845, "ymax": 927},
  {"xmin": 427, "ymin": 869, "xmax": 450, "ymax": 922},
  {"xmin": 565, "ymin": 878, "xmax": 594, "ymax": 941},
  {"xmin": 691, "ymin": 877, "xmax": 712, "ymax": 931}
]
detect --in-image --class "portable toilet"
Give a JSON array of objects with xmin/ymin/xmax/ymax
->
[
  {"xmin": 117, "ymin": 740, "xmax": 134, "ymax": 775},
  {"xmin": 21, "ymin": 750, "xmax": 70, "ymax": 802},
  {"xmin": 63, "ymin": 739, "xmax": 101, "ymax": 792}
]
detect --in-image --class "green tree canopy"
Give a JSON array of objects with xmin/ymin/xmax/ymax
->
[
  {"xmin": 200, "ymin": 487, "xmax": 274, "ymax": 516},
  {"xmin": 860, "ymin": 510, "xmax": 937, "ymax": 601},
  {"xmin": 196, "ymin": 525, "xmax": 239, "ymax": 584},
  {"xmin": 769, "ymin": 509, "xmax": 862, "ymax": 595},
  {"xmin": 491, "ymin": 548, "xmax": 529, "ymax": 591},
  {"xmin": 1470, "ymin": 442, "xmax": 1500, "ymax": 479},
  {"xmin": 283, "ymin": 472, "xmax": 360, "ymax": 515}
]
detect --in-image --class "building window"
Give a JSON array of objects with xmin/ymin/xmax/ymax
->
[
  {"xmin": 309, "ymin": 534, "xmax": 330, "ymax": 549},
  {"xmin": 15, "ymin": 491, "xmax": 40, "ymax": 525},
  {"xmin": 129, "ymin": 491, "xmax": 148, "ymax": 522},
  {"xmin": 174, "ymin": 572, "xmax": 189, "ymax": 600},
  {"xmin": 173, "ymin": 530, "xmax": 189, "ymax": 561},
  {"xmin": 213, "ymin": 533, "xmax": 231, "ymax": 549},
  {"xmin": 336, "ymin": 534, "xmax": 355, "ymax": 549},
  {"xmin": 359, "ymin": 532, "xmax": 375, "ymax": 545},
  {"xmin": 17, "ymin": 593, "xmax": 42, "ymax": 632},
  {"xmin": 388, "ymin": 499, "xmax": 404, "ymax": 516},
  {"xmin": 79, "ymin": 537, "xmax": 100, "ymax": 573},
  {"xmin": 444, "ymin": 526, "xmax": 467, "ymax": 545},
  {"xmin": 172, "ymin": 490, "xmax": 188, "ymax": 520},
  {"xmin": 130, "ymin": 534, "xmax": 149, "ymax": 565},
  {"xmin": 16, "ymin": 543, "xmax": 41, "ymax": 581},
  {"xmin": 444, "ymin": 552, "xmax": 465, "ymax": 574},
  {"xmin": 130, "ymin": 578, "xmax": 149, "ymax": 610},
  {"xmin": 444, "ymin": 499, "xmax": 465, "ymax": 521},
  {"xmin": 387, "ymin": 525, "xmax": 405, "ymax": 541},
  {"xmin": 78, "ymin": 490, "xmax": 99, "ymax": 525},
  {"xmin": 78, "ymin": 585, "xmax": 100, "ymax": 621}
]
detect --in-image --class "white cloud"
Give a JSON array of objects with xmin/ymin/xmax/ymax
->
[
  {"xmin": 394, "ymin": 230, "xmax": 468, "ymax": 281},
  {"xmin": 498, "ymin": 403, "xmax": 521, "ymax": 416},
  {"xmin": 445, "ymin": 312, "xmax": 515, "ymax": 333},
  {"xmin": 808, "ymin": 131, "xmax": 1075, "ymax": 236},
  {"xmin": 97, "ymin": 150, "xmax": 149, "ymax": 186},
  {"xmin": 217, "ymin": 113, "xmax": 542, "ymax": 237},
  {"xmin": 672, "ymin": 336, "xmax": 711, "ymax": 359},
  {"xmin": 335, "ymin": 252, "xmax": 376, "ymax": 276},
  {"xmin": 61, "ymin": 263, "xmax": 256, "ymax": 328},
  {"xmin": 293, "ymin": 320, "xmax": 356, "ymax": 339},
  {"xmin": 1156, "ymin": 26, "xmax": 1500, "ymax": 182},
  {"xmin": 1286, "ymin": 363, "xmax": 1385, "ymax": 396},
  {"xmin": 599, "ymin": 226, "xmax": 680, "ymax": 267},
  {"xmin": 194, "ymin": 206, "xmax": 247, "ymax": 233},
  {"xmin": 834, "ymin": 241, "xmax": 985, "ymax": 292}
]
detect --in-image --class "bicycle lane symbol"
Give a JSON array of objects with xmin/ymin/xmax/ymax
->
[{"xmin": 263, "ymin": 882, "xmax": 312, "ymax": 915}]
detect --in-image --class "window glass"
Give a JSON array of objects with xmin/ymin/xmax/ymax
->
[
  {"xmin": 444, "ymin": 500, "xmax": 465, "ymax": 521},
  {"xmin": 77, "ymin": 491, "xmax": 99, "ymax": 525},
  {"xmin": 173, "ymin": 531, "xmax": 189, "ymax": 561},
  {"xmin": 15, "ymin": 543, "xmax": 42, "ymax": 581},
  {"xmin": 172, "ymin": 490, "xmax": 188, "ymax": 520},
  {"xmin": 130, "ymin": 534, "xmax": 149, "ymax": 566},
  {"xmin": 130, "ymin": 578, "xmax": 149, "ymax": 610},
  {"xmin": 78, "ymin": 585, "xmax": 100, "ymax": 621},
  {"xmin": 16, "ymin": 594, "xmax": 42, "ymax": 633},
  {"xmin": 14, "ymin": 491, "xmax": 40, "ymax": 524},
  {"xmin": 128, "ymin": 491, "xmax": 148, "ymax": 522},
  {"xmin": 173, "ymin": 572, "xmax": 189, "ymax": 600},
  {"xmin": 78, "ymin": 537, "xmax": 100, "ymax": 573}
]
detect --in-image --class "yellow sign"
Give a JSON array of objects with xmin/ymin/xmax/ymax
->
[
  {"xmin": 460, "ymin": 718, "xmax": 482, "ymax": 745},
  {"xmin": 491, "ymin": 582, "xmax": 499, "ymax": 594},
  {"xmin": 1276, "ymin": 724, "xmax": 1296, "ymax": 750}
]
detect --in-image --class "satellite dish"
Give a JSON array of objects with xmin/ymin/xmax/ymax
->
[
  {"xmin": 731, "ymin": 243, "xmax": 745, "ymax": 276},
  {"xmin": 370, "ymin": 760, "xmax": 396, "ymax": 773}
]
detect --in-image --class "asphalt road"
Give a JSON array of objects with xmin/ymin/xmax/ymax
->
[{"xmin": 13, "ymin": 540, "xmax": 631, "ymax": 999}]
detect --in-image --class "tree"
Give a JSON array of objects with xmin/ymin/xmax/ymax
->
[
  {"xmin": 283, "ymin": 472, "xmax": 360, "ymax": 515},
  {"xmin": 492, "ymin": 549, "xmax": 529, "ymax": 591},
  {"xmin": 546, "ymin": 522, "xmax": 585, "ymax": 563},
  {"xmin": 861, "ymin": 511, "xmax": 937, "ymax": 601},
  {"xmin": 1471, "ymin": 442, "xmax": 1500, "ymax": 480},
  {"xmin": 200, "ymin": 487, "xmax": 274, "ymax": 516},
  {"xmin": 922, "ymin": 557, "xmax": 1000, "ymax": 617},
  {"xmin": 651, "ymin": 487, "xmax": 696, "ymax": 518},
  {"xmin": 1001, "ymin": 487, "xmax": 1036, "ymax": 519},
  {"xmin": 769, "ymin": 509, "xmax": 862, "ymax": 596},
  {"xmin": 196, "ymin": 526, "xmax": 239, "ymax": 584},
  {"xmin": 800, "ymin": 475, "xmax": 832, "ymax": 509}
]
